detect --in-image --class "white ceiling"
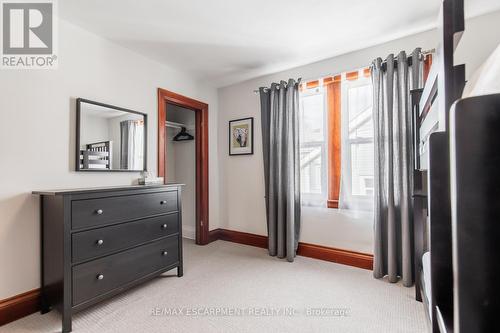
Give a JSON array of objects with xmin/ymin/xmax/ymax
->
[{"xmin": 60, "ymin": 0, "xmax": 500, "ymax": 87}]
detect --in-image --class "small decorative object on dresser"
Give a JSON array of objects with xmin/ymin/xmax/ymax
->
[
  {"xmin": 138, "ymin": 171, "xmax": 164, "ymax": 185},
  {"xmin": 33, "ymin": 184, "xmax": 184, "ymax": 333},
  {"xmin": 229, "ymin": 117, "xmax": 253, "ymax": 155}
]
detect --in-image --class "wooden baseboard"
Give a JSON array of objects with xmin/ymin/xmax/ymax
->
[
  {"xmin": 2, "ymin": 230, "xmax": 371, "ymax": 326},
  {"xmin": 211, "ymin": 228, "xmax": 268, "ymax": 249},
  {"xmin": 297, "ymin": 242, "xmax": 373, "ymax": 270},
  {"xmin": 0, "ymin": 288, "xmax": 40, "ymax": 326},
  {"xmin": 208, "ymin": 228, "xmax": 373, "ymax": 270},
  {"xmin": 208, "ymin": 228, "xmax": 222, "ymax": 243}
]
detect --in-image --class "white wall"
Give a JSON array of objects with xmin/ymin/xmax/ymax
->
[
  {"xmin": 0, "ymin": 19, "xmax": 220, "ymax": 300},
  {"xmin": 456, "ymin": 10, "xmax": 500, "ymax": 80},
  {"xmin": 217, "ymin": 10, "xmax": 500, "ymax": 254},
  {"xmin": 165, "ymin": 105, "xmax": 196, "ymax": 240},
  {"xmin": 80, "ymin": 113, "xmax": 109, "ymax": 147}
]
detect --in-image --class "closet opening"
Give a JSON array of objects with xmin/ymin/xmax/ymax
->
[{"xmin": 157, "ymin": 89, "xmax": 209, "ymax": 245}]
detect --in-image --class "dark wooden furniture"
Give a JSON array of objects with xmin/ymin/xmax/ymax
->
[
  {"xmin": 80, "ymin": 141, "xmax": 112, "ymax": 170},
  {"xmin": 410, "ymin": 88, "xmax": 428, "ymax": 305},
  {"xmin": 33, "ymin": 184, "xmax": 184, "ymax": 333},
  {"xmin": 450, "ymin": 94, "xmax": 500, "ymax": 332},
  {"xmin": 411, "ymin": 0, "xmax": 465, "ymax": 332}
]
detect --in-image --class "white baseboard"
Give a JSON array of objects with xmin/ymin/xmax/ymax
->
[{"xmin": 182, "ymin": 225, "xmax": 196, "ymax": 240}]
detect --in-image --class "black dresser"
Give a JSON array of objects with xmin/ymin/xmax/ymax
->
[{"xmin": 33, "ymin": 184, "xmax": 184, "ymax": 333}]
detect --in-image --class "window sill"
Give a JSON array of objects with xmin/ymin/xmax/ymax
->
[{"xmin": 327, "ymin": 199, "xmax": 339, "ymax": 209}]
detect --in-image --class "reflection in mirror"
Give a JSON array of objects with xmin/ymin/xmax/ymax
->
[{"xmin": 77, "ymin": 99, "xmax": 146, "ymax": 171}]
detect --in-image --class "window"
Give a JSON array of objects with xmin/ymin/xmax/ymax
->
[
  {"xmin": 299, "ymin": 70, "xmax": 374, "ymax": 210},
  {"xmin": 299, "ymin": 56, "xmax": 431, "ymax": 210},
  {"xmin": 339, "ymin": 76, "xmax": 374, "ymax": 210},
  {"xmin": 299, "ymin": 86, "xmax": 328, "ymax": 206}
]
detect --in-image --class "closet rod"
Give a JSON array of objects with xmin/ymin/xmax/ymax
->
[{"xmin": 165, "ymin": 120, "xmax": 186, "ymax": 129}]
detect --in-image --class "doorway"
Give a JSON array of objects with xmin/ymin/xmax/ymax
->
[{"xmin": 157, "ymin": 88, "xmax": 209, "ymax": 245}]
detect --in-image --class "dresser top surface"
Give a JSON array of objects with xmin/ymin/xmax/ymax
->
[{"xmin": 32, "ymin": 183, "xmax": 184, "ymax": 196}]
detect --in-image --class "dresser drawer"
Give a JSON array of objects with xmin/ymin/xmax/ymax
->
[
  {"xmin": 72, "ymin": 236, "xmax": 179, "ymax": 306},
  {"xmin": 72, "ymin": 190, "xmax": 178, "ymax": 229},
  {"xmin": 72, "ymin": 213, "xmax": 179, "ymax": 263}
]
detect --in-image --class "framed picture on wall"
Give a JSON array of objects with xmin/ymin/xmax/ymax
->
[{"xmin": 229, "ymin": 117, "xmax": 254, "ymax": 155}]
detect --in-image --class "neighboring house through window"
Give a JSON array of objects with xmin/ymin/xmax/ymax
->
[
  {"xmin": 299, "ymin": 69, "xmax": 374, "ymax": 211},
  {"xmin": 299, "ymin": 54, "xmax": 432, "ymax": 211},
  {"xmin": 299, "ymin": 85, "xmax": 328, "ymax": 206},
  {"xmin": 339, "ymin": 74, "xmax": 374, "ymax": 211}
]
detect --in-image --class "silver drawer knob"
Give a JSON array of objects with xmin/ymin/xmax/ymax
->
[
  {"xmin": 96, "ymin": 209, "xmax": 103, "ymax": 215},
  {"xmin": 96, "ymin": 239, "xmax": 104, "ymax": 246},
  {"xmin": 97, "ymin": 274, "xmax": 104, "ymax": 280},
  {"xmin": 161, "ymin": 224, "xmax": 168, "ymax": 229},
  {"xmin": 160, "ymin": 200, "xmax": 167, "ymax": 205},
  {"xmin": 162, "ymin": 251, "xmax": 168, "ymax": 256}
]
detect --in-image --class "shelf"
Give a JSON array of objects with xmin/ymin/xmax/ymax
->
[{"xmin": 166, "ymin": 120, "xmax": 187, "ymax": 129}]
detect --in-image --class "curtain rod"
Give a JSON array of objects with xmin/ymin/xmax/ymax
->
[
  {"xmin": 380, "ymin": 48, "xmax": 435, "ymax": 63},
  {"xmin": 422, "ymin": 48, "xmax": 435, "ymax": 55},
  {"xmin": 380, "ymin": 48, "xmax": 435, "ymax": 70},
  {"xmin": 253, "ymin": 78, "xmax": 301, "ymax": 94},
  {"xmin": 253, "ymin": 48, "xmax": 435, "ymax": 94}
]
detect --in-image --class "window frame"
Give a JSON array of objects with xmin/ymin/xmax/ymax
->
[
  {"xmin": 324, "ymin": 70, "xmax": 372, "ymax": 209},
  {"xmin": 340, "ymin": 75, "xmax": 374, "ymax": 207},
  {"xmin": 299, "ymin": 85, "xmax": 328, "ymax": 203},
  {"xmin": 300, "ymin": 54, "xmax": 432, "ymax": 210},
  {"xmin": 324, "ymin": 75, "xmax": 342, "ymax": 208}
]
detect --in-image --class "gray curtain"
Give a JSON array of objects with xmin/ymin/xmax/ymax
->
[
  {"xmin": 120, "ymin": 120, "xmax": 143, "ymax": 170},
  {"xmin": 259, "ymin": 79, "xmax": 301, "ymax": 262},
  {"xmin": 372, "ymin": 48, "xmax": 423, "ymax": 286},
  {"xmin": 120, "ymin": 120, "xmax": 130, "ymax": 169}
]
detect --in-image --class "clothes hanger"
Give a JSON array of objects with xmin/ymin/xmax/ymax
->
[{"xmin": 173, "ymin": 127, "xmax": 194, "ymax": 141}]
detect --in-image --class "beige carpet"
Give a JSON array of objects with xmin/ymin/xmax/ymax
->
[{"xmin": 1, "ymin": 240, "xmax": 427, "ymax": 333}]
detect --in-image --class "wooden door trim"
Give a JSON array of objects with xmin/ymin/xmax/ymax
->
[{"xmin": 157, "ymin": 88, "xmax": 209, "ymax": 245}]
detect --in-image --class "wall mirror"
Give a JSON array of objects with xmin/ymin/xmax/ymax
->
[{"xmin": 76, "ymin": 98, "xmax": 147, "ymax": 172}]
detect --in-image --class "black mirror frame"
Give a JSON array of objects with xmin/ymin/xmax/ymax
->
[{"xmin": 75, "ymin": 98, "xmax": 148, "ymax": 172}]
